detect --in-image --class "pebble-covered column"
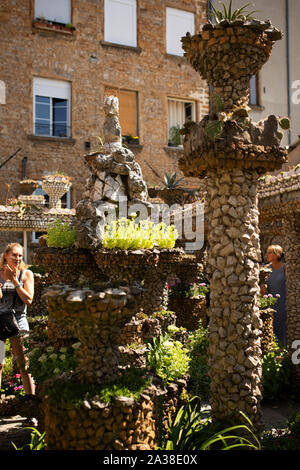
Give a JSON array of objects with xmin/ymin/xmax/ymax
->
[
  {"xmin": 205, "ymin": 168, "xmax": 264, "ymax": 426},
  {"xmin": 282, "ymin": 213, "xmax": 300, "ymax": 391},
  {"xmin": 180, "ymin": 18, "xmax": 287, "ymax": 428}
]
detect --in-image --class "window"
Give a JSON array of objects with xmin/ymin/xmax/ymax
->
[
  {"xmin": 168, "ymin": 99, "xmax": 195, "ymax": 146},
  {"xmin": 31, "ymin": 186, "xmax": 72, "ymax": 243},
  {"xmin": 33, "ymin": 78, "xmax": 71, "ymax": 137},
  {"xmin": 34, "ymin": 0, "xmax": 71, "ymax": 24},
  {"xmin": 104, "ymin": 0, "xmax": 137, "ymax": 47},
  {"xmin": 105, "ymin": 88, "xmax": 138, "ymax": 140},
  {"xmin": 166, "ymin": 8, "xmax": 195, "ymax": 56},
  {"xmin": 250, "ymin": 74, "xmax": 259, "ymax": 106}
]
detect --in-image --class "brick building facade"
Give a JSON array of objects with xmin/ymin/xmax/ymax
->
[{"xmin": 0, "ymin": 0, "xmax": 209, "ymax": 210}]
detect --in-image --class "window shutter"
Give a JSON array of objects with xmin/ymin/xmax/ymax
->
[
  {"xmin": 166, "ymin": 8, "xmax": 195, "ymax": 56},
  {"xmin": 105, "ymin": 88, "xmax": 137, "ymax": 136},
  {"xmin": 105, "ymin": 0, "xmax": 137, "ymax": 47},
  {"xmin": 34, "ymin": 0, "xmax": 71, "ymax": 24},
  {"xmin": 34, "ymin": 78, "xmax": 71, "ymax": 101}
]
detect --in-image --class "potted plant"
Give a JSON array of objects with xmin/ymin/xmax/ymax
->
[{"xmin": 158, "ymin": 172, "xmax": 185, "ymax": 205}]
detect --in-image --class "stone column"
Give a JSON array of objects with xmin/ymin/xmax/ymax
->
[
  {"xmin": 205, "ymin": 168, "xmax": 263, "ymax": 426},
  {"xmin": 282, "ymin": 212, "xmax": 300, "ymax": 391},
  {"xmin": 180, "ymin": 19, "xmax": 287, "ymax": 428}
]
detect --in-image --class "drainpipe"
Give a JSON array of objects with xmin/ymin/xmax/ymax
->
[
  {"xmin": 286, "ymin": 0, "xmax": 292, "ymax": 146},
  {"xmin": 22, "ymin": 156, "xmax": 28, "ymax": 179},
  {"xmin": 208, "ymin": 0, "xmax": 214, "ymax": 114}
]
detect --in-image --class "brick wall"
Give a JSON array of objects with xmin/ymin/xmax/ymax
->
[{"xmin": 0, "ymin": 0, "xmax": 208, "ymax": 209}]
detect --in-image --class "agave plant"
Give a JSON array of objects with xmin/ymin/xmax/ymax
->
[
  {"xmin": 208, "ymin": 0, "xmax": 258, "ymax": 24},
  {"xmin": 163, "ymin": 172, "xmax": 184, "ymax": 189}
]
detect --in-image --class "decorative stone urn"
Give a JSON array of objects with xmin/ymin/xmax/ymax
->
[
  {"xmin": 18, "ymin": 179, "xmax": 39, "ymax": 195},
  {"xmin": 42, "ymin": 174, "xmax": 71, "ymax": 209},
  {"xmin": 179, "ymin": 19, "xmax": 287, "ymax": 429}
]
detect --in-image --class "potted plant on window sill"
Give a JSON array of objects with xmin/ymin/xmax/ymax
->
[
  {"xmin": 33, "ymin": 18, "xmax": 75, "ymax": 33},
  {"xmin": 122, "ymin": 135, "xmax": 140, "ymax": 145}
]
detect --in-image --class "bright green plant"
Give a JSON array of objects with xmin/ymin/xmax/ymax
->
[
  {"xmin": 146, "ymin": 333, "xmax": 190, "ymax": 383},
  {"xmin": 102, "ymin": 217, "xmax": 178, "ymax": 250},
  {"xmin": 27, "ymin": 344, "xmax": 77, "ymax": 385},
  {"xmin": 208, "ymin": 0, "xmax": 258, "ymax": 24},
  {"xmin": 12, "ymin": 428, "xmax": 46, "ymax": 450},
  {"xmin": 160, "ymin": 397, "xmax": 261, "ymax": 450},
  {"xmin": 46, "ymin": 219, "xmax": 76, "ymax": 248},
  {"xmin": 261, "ymin": 340, "xmax": 292, "ymax": 402}
]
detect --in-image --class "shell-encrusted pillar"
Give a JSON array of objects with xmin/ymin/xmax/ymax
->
[
  {"xmin": 180, "ymin": 19, "xmax": 287, "ymax": 428},
  {"xmin": 44, "ymin": 285, "xmax": 139, "ymax": 384}
]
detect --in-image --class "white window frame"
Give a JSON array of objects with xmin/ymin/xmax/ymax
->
[
  {"xmin": 166, "ymin": 8, "xmax": 195, "ymax": 56},
  {"xmin": 104, "ymin": 0, "xmax": 137, "ymax": 47},
  {"xmin": 33, "ymin": 77, "xmax": 71, "ymax": 138},
  {"xmin": 168, "ymin": 98, "xmax": 196, "ymax": 146},
  {"xmin": 34, "ymin": 0, "xmax": 71, "ymax": 24}
]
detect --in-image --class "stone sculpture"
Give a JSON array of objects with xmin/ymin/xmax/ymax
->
[{"xmin": 75, "ymin": 96, "xmax": 151, "ymax": 249}]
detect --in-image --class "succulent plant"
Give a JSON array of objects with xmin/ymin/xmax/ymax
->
[
  {"xmin": 279, "ymin": 118, "xmax": 291, "ymax": 130},
  {"xmin": 208, "ymin": 0, "xmax": 258, "ymax": 24}
]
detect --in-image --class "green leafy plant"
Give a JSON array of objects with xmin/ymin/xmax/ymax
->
[
  {"xmin": 12, "ymin": 428, "xmax": 46, "ymax": 450},
  {"xmin": 279, "ymin": 118, "xmax": 291, "ymax": 130},
  {"xmin": 160, "ymin": 397, "xmax": 261, "ymax": 450},
  {"xmin": 208, "ymin": 0, "xmax": 258, "ymax": 24},
  {"xmin": 258, "ymin": 293, "xmax": 280, "ymax": 309},
  {"xmin": 102, "ymin": 217, "xmax": 178, "ymax": 250},
  {"xmin": 261, "ymin": 340, "xmax": 292, "ymax": 402},
  {"xmin": 163, "ymin": 172, "xmax": 184, "ymax": 189},
  {"xmin": 146, "ymin": 333, "xmax": 190, "ymax": 383},
  {"xmin": 46, "ymin": 219, "xmax": 76, "ymax": 248},
  {"xmin": 186, "ymin": 322, "xmax": 210, "ymax": 400},
  {"xmin": 41, "ymin": 368, "xmax": 151, "ymax": 407},
  {"xmin": 27, "ymin": 344, "xmax": 77, "ymax": 385}
]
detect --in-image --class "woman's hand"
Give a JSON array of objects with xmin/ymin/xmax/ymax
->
[
  {"xmin": 0, "ymin": 283, "xmax": 3, "ymax": 300},
  {"xmin": 4, "ymin": 264, "xmax": 19, "ymax": 286}
]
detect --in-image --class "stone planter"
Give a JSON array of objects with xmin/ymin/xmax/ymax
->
[
  {"xmin": 18, "ymin": 179, "xmax": 39, "ymax": 195},
  {"xmin": 94, "ymin": 248, "xmax": 184, "ymax": 315},
  {"xmin": 33, "ymin": 246, "xmax": 106, "ymax": 285},
  {"xmin": 168, "ymin": 296, "xmax": 207, "ymax": 330},
  {"xmin": 182, "ymin": 21, "xmax": 280, "ymax": 110},
  {"xmin": 18, "ymin": 194, "xmax": 45, "ymax": 206},
  {"xmin": 157, "ymin": 188, "xmax": 185, "ymax": 206},
  {"xmin": 44, "ymin": 284, "xmax": 140, "ymax": 384},
  {"xmin": 42, "ymin": 176, "xmax": 71, "ymax": 209}
]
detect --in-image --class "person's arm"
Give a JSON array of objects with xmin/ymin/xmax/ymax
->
[
  {"xmin": 6, "ymin": 266, "xmax": 34, "ymax": 306},
  {"xmin": 0, "ymin": 283, "xmax": 3, "ymax": 300}
]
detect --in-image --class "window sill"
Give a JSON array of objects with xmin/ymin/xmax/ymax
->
[
  {"xmin": 124, "ymin": 143, "xmax": 143, "ymax": 151},
  {"xmin": 27, "ymin": 135, "xmax": 76, "ymax": 144},
  {"xmin": 100, "ymin": 41, "xmax": 142, "ymax": 53},
  {"xmin": 250, "ymin": 104, "xmax": 265, "ymax": 112},
  {"xmin": 164, "ymin": 146, "xmax": 184, "ymax": 155},
  {"xmin": 165, "ymin": 53, "xmax": 187, "ymax": 62},
  {"xmin": 32, "ymin": 21, "xmax": 76, "ymax": 36}
]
